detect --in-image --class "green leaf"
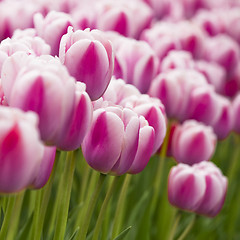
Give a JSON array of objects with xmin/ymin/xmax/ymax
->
[
  {"xmin": 113, "ymin": 226, "xmax": 132, "ymax": 240},
  {"xmin": 16, "ymin": 213, "xmax": 34, "ymax": 240},
  {"xmin": 67, "ymin": 227, "xmax": 79, "ymax": 240}
]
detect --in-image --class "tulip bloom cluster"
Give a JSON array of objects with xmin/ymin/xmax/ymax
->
[{"xmin": 0, "ymin": 0, "xmax": 238, "ymax": 239}]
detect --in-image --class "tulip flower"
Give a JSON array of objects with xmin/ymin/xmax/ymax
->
[
  {"xmin": 59, "ymin": 27, "xmax": 114, "ymax": 100},
  {"xmin": 113, "ymin": 37, "xmax": 159, "ymax": 93},
  {"xmin": 168, "ymin": 162, "xmax": 228, "ymax": 217},
  {"xmin": 201, "ymin": 34, "xmax": 240, "ymax": 75},
  {"xmin": 232, "ymin": 93, "xmax": 240, "ymax": 133},
  {"xmin": 93, "ymin": 0, "xmax": 153, "ymax": 39},
  {"xmin": 34, "ymin": 11, "xmax": 75, "ymax": 56},
  {"xmin": 82, "ymin": 106, "xmax": 155, "ymax": 175},
  {"xmin": 212, "ymin": 96, "xmax": 233, "ymax": 140},
  {"xmin": 31, "ymin": 146, "xmax": 56, "ymax": 189},
  {"xmin": 171, "ymin": 120, "xmax": 217, "ymax": 165},
  {"xmin": 0, "ymin": 106, "xmax": 44, "ymax": 193},
  {"xmin": 2, "ymin": 53, "xmax": 93, "ymax": 149},
  {"xmin": 148, "ymin": 69, "xmax": 208, "ymax": 121}
]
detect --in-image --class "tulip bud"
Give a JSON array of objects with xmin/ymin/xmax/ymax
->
[
  {"xmin": 168, "ymin": 162, "xmax": 227, "ymax": 217},
  {"xmin": 34, "ymin": 11, "xmax": 75, "ymax": 56},
  {"xmin": 114, "ymin": 37, "xmax": 159, "ymax": 93},
  {"xmin": 171, "ymin": 120, "xmax": 217, "ymax": 165},
  {"xmin": 82, "ymin": 106, "xmax": 154, "ymax": 175},
  {"xmin": 232, "ymin": 93, "xmax": 240, "ymax": 133},
  {"xmin": 59, "ymin": 27, "xmax": 114, "ymax": 100},
  {"xmin": 0, "ymin": 106, "xmax": 44, "ymax": 193}
]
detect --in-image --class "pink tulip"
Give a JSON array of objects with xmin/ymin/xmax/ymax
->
[
  {"xmin": 56, "ymin": 82, "xmax": 93, "ymax": 151},
  {"xmin": 120, "ymin": 94, "xmax": 166, "ymax": 154},
  {"xmin": 0, "ymin": 106, "xmax": 44, "ymax": 193},
  {"xmin": 171, "ymin": 120, "xmax": 217, "ymax": 165},
  {"xmin": 82, "ymin": 106, "xmax": 154, "ymax": 175},
  {"xmin": 59, "ymin": 27, "xmax": 114, "ymax": 100},
  {"xmin": 114, "ymin": 37, "xmax": 159, "ymax": 93},
  {"xmin": 31, "ymin": 146, "xmax": 56, "ymax": 189},
  {"xmin": 0, "ymin": 34, "xmax": 50, "ymax": 72},
  {"xmin": 93, "ymin": 0, "xmax": 153, "ymax": 39},
  {"xmin": 34, "ymin": 11, "xmax": 75, "ymax": 56},
  {"xmin": 2, "ymin": 53, "xmax": 93, "ymax": 149},
  {"xmin": 148, "ymin": 69, "xmax": 208, "ymax": 121},
  {"xmin": 201, "ymin": 34, "xmax": 240, "ymax": 75},
  {"xmin": 212, "ymin": 96, "xmax": 233, "ymax": 140},
  {"xmin": 168, "ymin": 162, "xmax": 227, "ymax": 217},
  {"xmin": 232, "ymin": 93, "xmax": 240, "ymax": 133},
  {"xmin": 0, "ymin": 0, "xmax": 39, "ymax": 41}
]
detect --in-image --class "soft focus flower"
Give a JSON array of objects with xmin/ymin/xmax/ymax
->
[
  {"xmin": 171, "ymin": 120, "xmax": 217, "ymax": 165},
  {"xmin": 168, "ymin": 162, "xmax": 228, "ymax": 217},
  {"xmin": 212, "ymin": 96, "xmax": 233, "ymax": 140},
  {"xmin": 93, "ymin": 0, "xmax": 153, "ymax": 39},
  {"xmin": 148, "ymin": 69, "xmax": 208, "ymax": 121},
  {"xmin": 59, "ymin": 27, "xmax": 114, "ymax": 100},
  {"xmin": 201, "ymin": 34, "xmax": 240, "ymax": 75},
  {"xmin": 34, "ymin": 11, "xmax": 75, "ymax": 56},
  {"xmin": 232, "ymin": 93, "xmax": 240, "ymax": 133},
  {"xmin": 31, "ymin": 146, "xmax": 56, "ymax": 189},
  {"xmin": 113, "ymin": 37, "xmax": 159, "ymax": 93},
  {"xmin": 0, "ymin": 106, "xmax": 44, "ymax": 193},
  {"xmin": 82, "ymin": 106, "xmax": 155, "ymax": 175}
]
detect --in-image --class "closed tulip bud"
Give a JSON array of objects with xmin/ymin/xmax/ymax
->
[
  {"xmin": 0, "ymin": 106, "xmax": 44, "ymax": 193},
  {"xmin": 168, "ymin": 162, "xmax": 227, "ymax": 217},
  {"xmin": 34, "ymin": 11, "xmax": 75, "ymax": 56},
  {"xmin": 31, "ymin": 146, "xmax": 56, "ymax": 189},
  {"xmin": 232, "ymin": 93, "xmax": 240, "ymax": 133},
  {"xmin": 212, "ymin": 96, "xmax": 233, "ymax": 140},
  {"xmin": 171, "ymin": 120, "xmax": 217, "ymax": 165},
  {"xmin": 82, "ymin": 106, "xmax": 154, "ymax": 175},
  {"xmin": 59, "ymin": 27, "xmax": 114, "ymax": 100},
  {"xmin": 114, "ymin": 38, "xmax": 159, "ymax": 93}
]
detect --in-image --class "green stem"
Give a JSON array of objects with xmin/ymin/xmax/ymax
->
[
  {"xmin": 177, "ymin": 215, "xmax": 196, "ymax": 240},
  {"xmin": 111, "ymin": 174, "xmax": 132, "ymax": 239},
  {"xmin": 92, "ymin": 176, "xmax": 119, "ymax": 240},
  {"xmin": 168, "ymin": 211, "xmax": 181, "ymax": 240},
  {"xmin": 6, "ymin": 191, "xmax": 25, "ymax": 240},
  {"xmin": 33, "ymin": 151, "xmax": 59, "ymax": 240},
  {"xmin": 151, "ymin": 122, "xmax": 172, "ymax": 215},
  {"xmin": 76, "ymin": 173, "xmax": 106, "ymax": 240},
  {"xmin": 0, "ymin": 196, "xmax": 16, "ymax": 240},
  {"xmin": 53, "ymin": 151, "xmax": 76, "ymax": 240}
]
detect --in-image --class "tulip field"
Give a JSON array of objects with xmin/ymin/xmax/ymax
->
[{"xmin": 0, "ymin": 0, "xmax": 240, "ymax": 239}]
